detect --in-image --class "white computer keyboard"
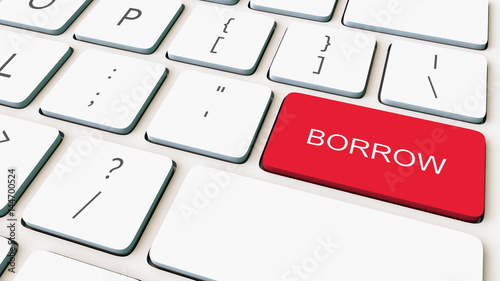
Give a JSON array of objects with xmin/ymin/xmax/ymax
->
[{"xmin": 0, "ymin": 0, "xmax": 499, "ymax": 280}]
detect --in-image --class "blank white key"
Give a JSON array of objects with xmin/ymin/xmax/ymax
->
[
  {"xmin": 147, "ymin": 70, "xmax": 272, "ymax": 163},
  {"xmin": 270, "ymin": 22, "xmax": 375, "ymax": 98},
  {"xmin": 204, "ymin": 0, "xmax": 239, "ymax": 4},
  {"xmin": 75, "ymin": 0, "xmax": 183, "ymax": 54},
  {"xmin": 40, "ymin": 49, "xmax": 166, "ymax": 134},
  {"xmin": 0, "ymin": 0, "xmax": 91, "ymax": 35},
  {"xmin": 150, "ymin": 166, "xmax": 483, "ymax": 281},
  {"xmin": 168, "ymin": 5, "xmax": 275, "ymax": 75},
  {"xmin": 0, "ymin": 114, "xmax": 62, "ymax": 217},
  {"xmin": 380, "ymin": 41, "xmax": 487, "ymax": 123},
  {"xmin": 250, "ymin": 0, "xmax": 337, "ymax": 21},
  {"xmin": 13, "ymin": 251, "xmax": 137, "ymax": 281},
  {"xmin": 343, "ymin": 0, "xmax": 489, "ymax": 50},
  {"xmin": 22, "ymin": 137, "xmax": 174, "ymax": 255},
  {"xmin": 0, "ymin": 31, "xmax": 71, "ymax": 108}
]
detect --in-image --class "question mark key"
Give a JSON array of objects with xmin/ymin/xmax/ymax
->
[{"xmin": 22, "ymin": 136, "xmax": 175, "ymax": 255}]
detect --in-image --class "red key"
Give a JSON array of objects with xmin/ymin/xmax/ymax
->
[{"xmin": 262, "ymin": 93, "xmax": 485, "ymax": 222}]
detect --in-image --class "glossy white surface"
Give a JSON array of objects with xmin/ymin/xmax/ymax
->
[
  {"xmin": 22, "ymin": 137, "xmax": 174, "ymax": 255},
  {"xmin": 40, "ymin": 49, "xmax": 166, "ymax": 134},
  {"xmin": 343, "ymin": 0, "xmax": 489, "ymax": 50},
  {"xmin": 380, "ymin": 40, "xmax": 487, "ymax": 123},
  {"xmin": 150, "ymin": 166, "xmax": 483, "ymax": 281},
  {"xmin": 147, "ymin": 70, "xmax": 272, "ymax": 163},
  {"xmin": 0, "ymin": 1, "xmax": 498, "ymax": 281},
  {"xmin": 0, "ymin": 31, "xmax": 71, "ymax": 108},
  {"xmin": 250, "ymin": 0, "xmax": 338, "ymax": 21},
  {"xmin": 13, "ymin": 251, "xmax": 138, "ymax": 281},
  {"xmin": 269, "ymin": 22, "xmax": 375, "ymax": 97},
  {"xmin": 168, "ymin": 5, "xmax": 275, "ymax": 74},
  {"xmin": 75, "ymin": 0, "xmax": 183, "ymax": 53},
  {"xmin": 0, "ymin": 114, "xmax": 61, "ymax": 217},
  {"xmin": 0, "ymin": 0, "xmax": 91, "ymax": 34}
]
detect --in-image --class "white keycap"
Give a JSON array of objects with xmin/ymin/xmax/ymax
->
[
  {"xmin": 168, "ymin": 5, "xmax": 275, "ymax": 75},
  {"xmin": 0, "ymin": 114, "xmax": 61, "ymax": 217},
  {"xmin": 269, "ymin": 22, "xmax": 375, "ymax": 98},
  {"xmin": 0, "ymin": 236, "xmax": 16, "ymax": 275},
  {"xmin": 380, "ymin": 41, "xmax": 487, "ymax": 123},
  {"xmin": 147, "ymin": 70, "xmax": 272, "ymax": 163},
  {"xmin": 22, "ymin": 137, "xmax": 174, "ymax": 255},
  {"xmin": 0, "ymin": 31, "xmax": 71, "ymax": 108},
  {"xmin": 0, "ymin": 0, "xmax": 91, "ymax": 35},
  {"xmin": 40, "ymin": 49, "xmax": 167, "ymax": 134},
  {"xmin": 13, "ymin": 251, "xmax": 137, "ymax": 281},
  {"xmin": 250, "ymin": 0, "xmax": 337, "ymax": 21},
  {"xmin": 343, "ymin": 0, "xmax": 489, "ymax": 50},
  {"xmin": 75, "ymin": 0, "xmax": 183, "ymax": 54},
  {"xmin": 150, "ymin": 166, "xmax": 483, "ymax": 281},
  {"xmin": 204, "ymin": 0, "xmax": 239, "ymax": 4}
]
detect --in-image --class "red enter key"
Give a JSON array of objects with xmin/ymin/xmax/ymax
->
[{"xmin": 262, "ymin": 93, "xmax": 485, "ymax": 222}]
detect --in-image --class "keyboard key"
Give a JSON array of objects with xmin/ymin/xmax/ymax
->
[
  {"xmin": 269, "ymin": 22, "xmax": 375, "ymax": 98},
  {"xmin": 380, "ymin": 41, "xmax": 487, "ymax": 123},
  {"xmin": 75, "ymin": 0, "xmax": 183, "ymax": 54},
  {"xmin": 343, "ymin": 0, "xmax": 489, "ymax": 50},
  {"xmin": 261, "ymin": 93, "xmax": 485, "ymax": 222},
  {"xmin": 0, "ymin": 114, "xmax": 62, "ymax": 217},
  {"xmin": 22, "ymin": 137, "xmax": 174, "ymax": 255},
  {"xmin": 147, "ymin": 70, "xmax": 272, "ymax": 163},
  {"xmin": 250, "ymin": 0, "xmax": 337, "ymax": 21},
  {"xmin": 13, "ymin": 251, "xmax": 137, "ymax": 281},
  {"xmin": 40, "ymin": 49, "xmax": 166, "ymax": 134},
  {"xmin": 0, "ymin": 31, "xmax": 71, "ymax": 108},
  {"xmin": 167, "ymin": 5, "xmax": 275, "ymax": 75},
  {"xmin": 0, "ymin": 236, "xmax": 17, "ymax": 275},
  {"xmin": 0, "ymin": 0, "xmax": 91, "ymax": 35},
  {"xmin": 204, "ymin": 0, "xmax": 239, "ymax": 4},
  {"xmin": 150, "ymin": 166, "xmax": 483, "ymax": 281}
]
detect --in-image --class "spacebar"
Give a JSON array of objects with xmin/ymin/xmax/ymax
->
[
  {"xmin": 261, "ymin": 93, "xmax": 485, "ymax": 222},
  {"xmin": 342, "ymin": 0, "xmax": 489, "ymax": 50},
  {"xmin": 149, "ymin": 166, "xmax": 482, "ymax": 281}
]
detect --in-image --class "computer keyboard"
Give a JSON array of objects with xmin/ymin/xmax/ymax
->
[{"xmin": 0, "ymin": 0, "xmax": 498, "ymax": 280}]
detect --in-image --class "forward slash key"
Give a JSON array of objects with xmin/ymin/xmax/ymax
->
[
  {"xmin": 0, "ymin": 130, "xmax": 9, "ymax": 143},
  {"xmin": 261, "ymin": 93, "xmax": 486, "ymax": 222}
]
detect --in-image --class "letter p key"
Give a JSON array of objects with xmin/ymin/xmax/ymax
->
[{"xmin": 118, "ymin": 8, "xmax": 142, "ymax": 26}]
